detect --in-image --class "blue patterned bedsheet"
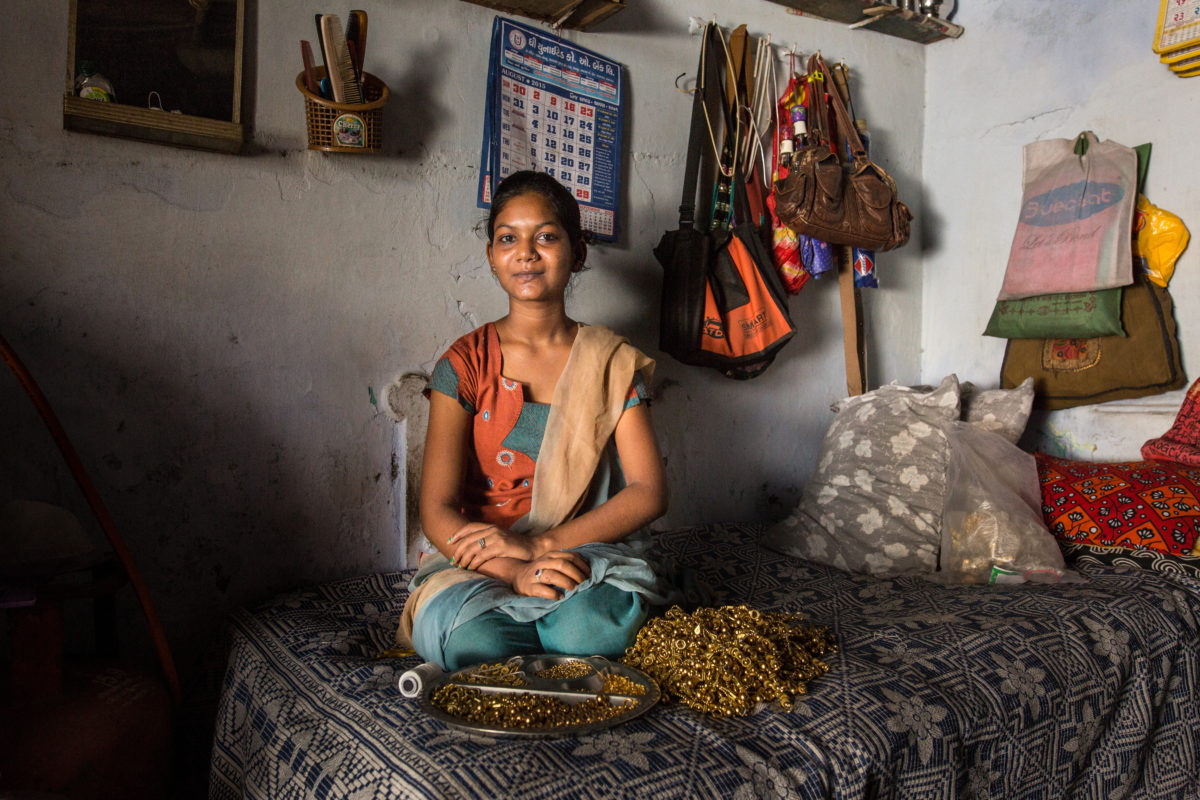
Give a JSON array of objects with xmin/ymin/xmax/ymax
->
[{"xmin": 209, "ymin": 524, "xmax": 1200, "ymax": 800}]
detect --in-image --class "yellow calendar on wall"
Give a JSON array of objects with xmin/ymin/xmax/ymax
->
[
  {"xmin": 1155, "ymin": 0, "xmax": 1200, "ymax": 55},
  {"xmin": 1161, "ymin": 41, "xmax": 1200, "ymax": 65}
]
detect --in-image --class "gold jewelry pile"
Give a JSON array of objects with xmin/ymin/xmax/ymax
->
[
  {"xmin": 621, "ymin": 604, "xmax": 836, "ymax": 716},
  {"xmin": 601, "ymin": 672, "xmax": 646, "ymax": 696}
]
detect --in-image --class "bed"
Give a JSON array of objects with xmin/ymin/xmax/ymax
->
[
  {"xmin": 208, "ymin": 520, "xmax": 1200, "ymax": 799},
  {"xmin": 210, "ymin": 374, "xmax": 1200, "ymax": 799}
]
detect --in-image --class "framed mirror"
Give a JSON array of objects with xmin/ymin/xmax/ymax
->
[{"xmin": 64, "ymin": 0, "xmax": 245, "ymax": 154}]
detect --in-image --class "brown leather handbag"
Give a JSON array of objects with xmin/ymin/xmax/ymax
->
[{"xmin": 772, "ymin": 53, "xmax": 912, "ymax": 252}]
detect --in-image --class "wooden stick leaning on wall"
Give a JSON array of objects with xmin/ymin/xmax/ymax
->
[
  {"xmin": 838, "ymin": 248, "xmax": 867, "ymax": 396},
  {"xmin": 829, "ymin": 61, "xmax": 866, "ymax": 396}
]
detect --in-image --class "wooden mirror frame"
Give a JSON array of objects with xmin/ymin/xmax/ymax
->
[{"xmin": 64, "ymin": 0, "xmax": 246, "ymax": 154}]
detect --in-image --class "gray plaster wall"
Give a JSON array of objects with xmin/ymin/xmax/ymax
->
[{"xmin": 1, "ymin": 0, "xmax": 926, "ymax": 700}]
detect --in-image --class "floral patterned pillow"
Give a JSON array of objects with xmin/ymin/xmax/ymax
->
[
  {"xmin": 960, "ymin": 377, "xmax": 1034, "ymax": 444},
  {"xmin": 763, "ymin": 375, "xmax": 962, "ymax": 576},
  {"xmin": 905, "ymin": 377, "xmax": 1035, "ymax": 443}
]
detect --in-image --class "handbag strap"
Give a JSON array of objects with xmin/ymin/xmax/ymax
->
[
  {"xmin": 810, "ymin": 53, "xmax": 868, "ymax": 161},
  {"xmin": 678, "ymin": 23, "xmax": 742, "ymax": 229},
  {"xmin": 722, "ymin": 26, "xmax": 764, "ymax": 230},
  {"xmin": 803, "ymin": 54, "xmax": 830, "ymax": 148},
  {"xmin": 829, "ymin": 61, "xmax": 859, "ymax": 161},
  {"xmin": 677, "ymin": 23, "xmax": 716, "ymax": 229},
  {"xmin": 830, "ymin": 62, "xmax": 855, "ymax": 121},
  {"xmin": 710, "ymin": 26, "xmax": 741, "ymax": 230}
]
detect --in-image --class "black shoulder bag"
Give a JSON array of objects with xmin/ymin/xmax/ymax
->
[{"xmin": 654, "ymin": 23, "xmax": 795, "ymax": 380}]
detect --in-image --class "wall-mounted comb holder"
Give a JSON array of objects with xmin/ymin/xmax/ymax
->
[{"xmin": 297, "ymin": 67, "xmax": 389, "ymax": 153}]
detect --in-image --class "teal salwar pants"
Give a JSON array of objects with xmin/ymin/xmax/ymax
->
[{"xmin": 439, "ymin": 582, "xmax": 647, "ymax": 671}]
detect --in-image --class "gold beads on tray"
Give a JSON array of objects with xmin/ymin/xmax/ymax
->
[
  {"xmin": 534, "ymin": 660, "xmax": 595, "ymax": 681},
  {"xmin": 430, "ymin": 684, "xmax": 634, "ymax": 729},
  {"xmin": 428, "ymin": 657, "xmax": 643, "ymax": 731},
  {"xmin": 459, "ymin": 661, "xmax": 528, "ymax": 687},
  {"xmin": 424, "ymin": 603, "xmax": 835, "ymax": 732},
  {"xmin": 601, "ymin": 672, "xmax": 646, "ymax": 696},
  {"xmin": 620, "ymin": 604, "xmax": 836, "ymax": 716}
]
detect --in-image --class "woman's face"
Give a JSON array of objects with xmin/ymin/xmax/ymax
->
[{"xmin": 487, "ymin": 191, "xmax": 581, "ymax": 305}]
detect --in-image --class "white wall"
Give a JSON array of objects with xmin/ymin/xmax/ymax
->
[
  {"xmin": 0, "ymin": 0, "xmax": 924, "ymax": 703},
  {"xmin": 922, "ymin": 0, "xmax": 1197, "ymax": 459}
]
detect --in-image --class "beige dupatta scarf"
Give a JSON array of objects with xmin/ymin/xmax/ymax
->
[
  {"xmin": 527, "ymin": 323, "xmax": 655, "ymax": 533},
  {"xmin": 395, "ymin": 324, "xmax": 654, "ymax": 647}
]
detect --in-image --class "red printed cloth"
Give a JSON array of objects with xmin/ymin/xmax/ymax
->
[
  {"xmin": 1142, "ymin": 377, "xmax": 1200, "ymax": 467},
  {"xmin": 1036, "ymin": 452, "xmax": 1200, "ymax": 556}
]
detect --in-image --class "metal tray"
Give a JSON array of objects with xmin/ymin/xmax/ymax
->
[{"xmin": 420, "ymin": 654, "xmax": 659, "ymax": 738}]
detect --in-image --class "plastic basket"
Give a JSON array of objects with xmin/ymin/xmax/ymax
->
[{"xmin": 297, "ymin": 67, "xmax": 389, "ymax": 153}]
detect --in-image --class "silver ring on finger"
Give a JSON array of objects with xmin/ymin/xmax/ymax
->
[
  {"xmin": 534, "ymin": 568, "xmax": 543, "ymax": 582},
  {"xmin": 479, "ymin": 537, "xmax": 486, "ymax": 549}
]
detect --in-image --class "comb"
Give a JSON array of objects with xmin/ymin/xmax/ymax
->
[
  {"xmin": 347, "ymin": 10, "xmax": 368, "ymax": 76},
  {"xmin": 314, "ymin": 13, "xmax": 326, "ymax": 68},
  {"xmin": 319, "ymin": 14, "xmax": 361, "ymax": 104},
  {"xmin": 347, "ymin": 40, "xmax": 363, "ymax": 92}
]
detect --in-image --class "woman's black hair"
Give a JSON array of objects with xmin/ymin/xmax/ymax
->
[{"xmin": 486, "ymin": 170, "xmax": 586, "ymax": 254}]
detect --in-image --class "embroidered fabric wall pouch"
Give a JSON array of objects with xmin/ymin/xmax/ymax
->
[
  {"xmin": 999, "ymin": 276, "xmax": 1185, "ymax": 410},
  {"xmin": 983, "ymin": 288, "xmax": 1125, "ymax": 339}
]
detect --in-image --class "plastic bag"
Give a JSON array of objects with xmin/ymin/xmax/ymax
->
[
  {"xmin": 1134, "ymin": 193, "xmax": 1190, "ymax": 288},
  {"xmin": 999, "ymin": 131, "xmax": 1138, "ymax": 300},
  {"xmin": 767, "ymin": 190, "xmax": 810, "ymax": 294},
  {"xmin": 932, "ymin": 423, "xmax": 1080, "ymax": 585},
  {"xmin": 799, "ymin": 234, "xmax": 835, "ymax": 278}
]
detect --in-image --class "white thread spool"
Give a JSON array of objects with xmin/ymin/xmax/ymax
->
[{"xmin": 398, "ymin": 661, "xmax": 445, "ymax": 698}]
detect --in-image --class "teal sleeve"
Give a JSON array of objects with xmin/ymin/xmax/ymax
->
[
  {"xmin": 623, "ymin": 371, "xmax": 651, "ymax": 410},
  {"xmin": 427, "ymin": 357, "xmax": 474, "ymax": 413}
]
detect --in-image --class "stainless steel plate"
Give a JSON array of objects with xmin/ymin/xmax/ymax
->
[{"xmin": 420, "ymin": 654, "xmax": 660, "ymax": 738}]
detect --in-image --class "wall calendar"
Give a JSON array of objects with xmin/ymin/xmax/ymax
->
[{"xmin": 478, "ymin": 16, "xmax": 624, "ymax": 241}]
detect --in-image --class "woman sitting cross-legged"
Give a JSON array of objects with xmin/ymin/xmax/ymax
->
[{"xmin": 395, "ymin": 170, "xmax": 672, "ymax": 671}]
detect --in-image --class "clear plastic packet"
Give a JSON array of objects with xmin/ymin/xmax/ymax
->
[{"xmin": 930, "ymin": 422, "xmax": 1082, "ymax": 585}]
